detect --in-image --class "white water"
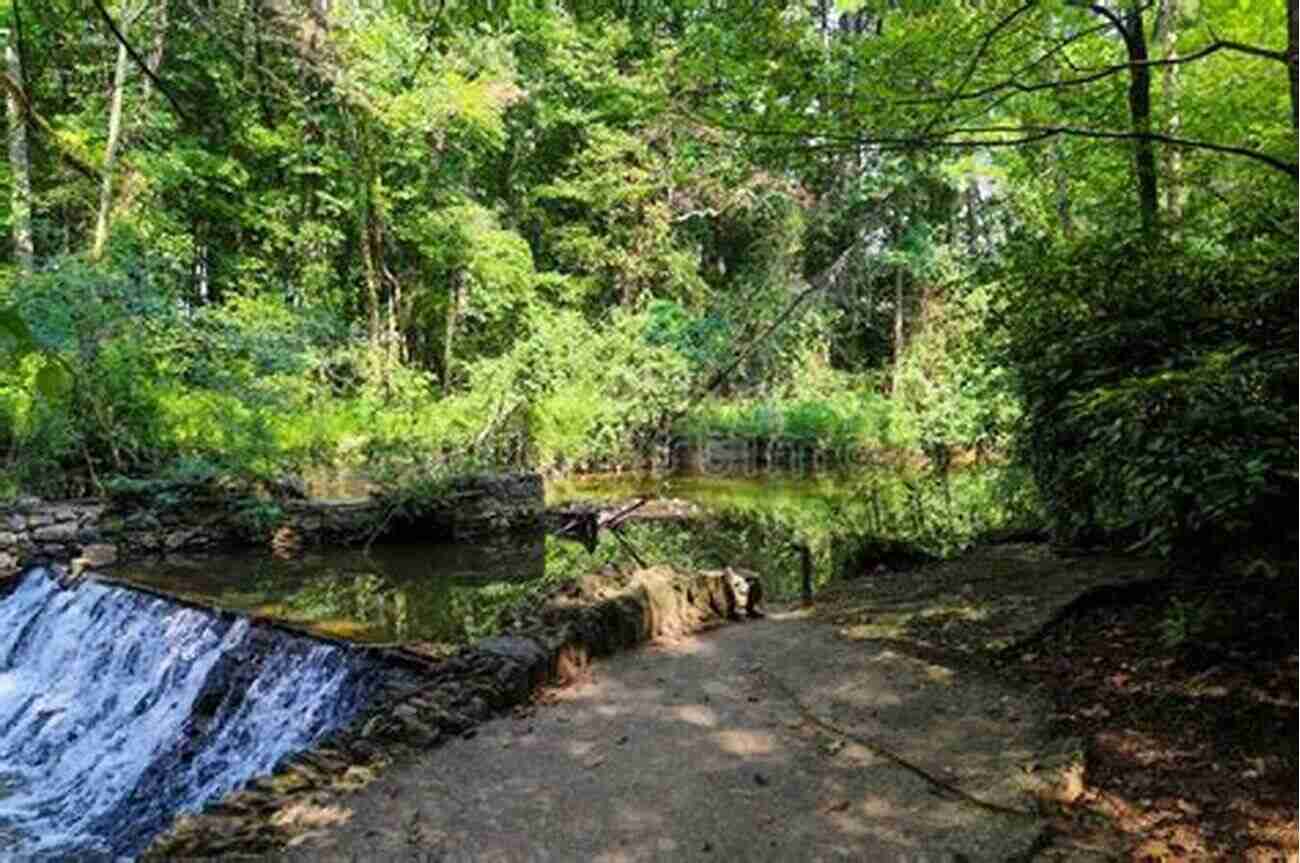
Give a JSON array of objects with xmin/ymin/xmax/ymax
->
[{"xmin": 0, "ymin": 568, "xmax": 381, "ymax": 860}]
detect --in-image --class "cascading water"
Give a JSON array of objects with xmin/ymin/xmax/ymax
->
[{"xmin": 0, "ymin": 567, "xmax": 386, "ymax": 861}]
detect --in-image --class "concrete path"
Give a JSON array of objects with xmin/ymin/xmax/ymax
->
[{"xmin": 274, "ymin": 609, "xmax": 1055, "ymax": 862}]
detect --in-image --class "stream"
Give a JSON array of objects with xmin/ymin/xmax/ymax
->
[{"xmin": 0, "ymin": 466, "xmax": 1019, "ymax": 859}]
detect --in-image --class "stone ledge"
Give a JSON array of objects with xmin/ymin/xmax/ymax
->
[
  {"xmin": 0, "ymin": 472, "xmax": 544, "ymax": 578},
  {"xmin": 141, "ymin": 567, "xmax": 757, "ymax": 860}
]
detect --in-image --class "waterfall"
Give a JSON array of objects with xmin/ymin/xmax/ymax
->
[{"xmin": 0, "ymin": 567, "xmax": 384, "ymax": 861}]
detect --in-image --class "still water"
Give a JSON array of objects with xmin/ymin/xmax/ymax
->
[
  {"xmin": 111, "ymin": 539, "xmax": 546, "ymax": 645},
  {"xmin": 113, "ymin": 468, "xmax": 1016, "ymax": 647}
]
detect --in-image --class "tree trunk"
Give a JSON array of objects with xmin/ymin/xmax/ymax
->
[
  {"xmin": 891, "ymin": 264, "xmax": 905, "ymax": 396},
  {"xmin": 361, "ymin": 197, "xmax": 381, "ymax": 358},
  {"xmin": 141, "ymin": 0, "xmax": 167, "ymax": 103},
  {"xmin": 1159, "ymin": 0, "xmax": 1185, "ymax": 227},
  {"xmin": 443, "ymin": 269, "xmax": 465, "ymax": 395},
  {"xmin": 385, "ymin": 261, "xmax": 400, "ymax": 369},
  {"xmin": 92, "ymin": 37, "xmax": 131, "ymax": 261},
  {"xmin": 5, "ymin": 33, "xmax": 33, "ymax": 275},
  {"xmin": 1123, "ymin": 2, "xmax": 1160, "ymax": 233},
  {"xmin": 1054, "ymin": 141, "xmax": 1074, "ymax": 238}
]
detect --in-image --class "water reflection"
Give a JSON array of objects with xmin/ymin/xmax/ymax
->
[
  {"xmin": 112, "ymin": 538, "xmax": 545, "ymax": 645},
  {"xmin": 114, "ymin": 467, "xmax": 1032, "ymax": 647},
  {"xmin": 549, "ymin": 466, "xmax": 1036, "ymax": 599}
]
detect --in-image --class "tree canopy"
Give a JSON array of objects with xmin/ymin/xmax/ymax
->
[{"xmin": 0, "ymin": 0, "xmax": 1294, "ymax": 555}]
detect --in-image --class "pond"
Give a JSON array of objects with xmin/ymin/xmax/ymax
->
[
  {"xmin": 111, "ymin": 465, "xmax": 1031, "ymax": 649},
  {"xmin": 109, "ymin": 538, "xmax": 546, "ymax": 645}
]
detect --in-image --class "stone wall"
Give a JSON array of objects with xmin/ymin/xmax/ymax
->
[
  {"xmin": 0, "ymin": 472, "xmax": 544, "ymax": 577},
  {"xmin": 670, "ymin": 435, "xmax": 865, "ymax": 473}
]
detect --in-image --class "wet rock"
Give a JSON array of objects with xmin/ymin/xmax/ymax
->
[
  {"xmin": 165, "ymin": 529, "xmax": 198, "ymax": 551},
  {"xmin": 123, "ymin": 511, "xmax": 162, "ymax": 530}
]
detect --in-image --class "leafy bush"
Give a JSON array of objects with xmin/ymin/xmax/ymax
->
[
  {"xmin": 893, "ymin": 282, "xmax": 1018, "ymax": 461},
  {"xmin": 994, "ymin": 230, "xmax": 1297, "ymax": 556},
  {"xmin": 673, "ymin": 387, "xmax": 916, "ymax": 459}
]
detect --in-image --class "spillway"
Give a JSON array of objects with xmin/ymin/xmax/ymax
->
[{"xmin": 0, "ymin": 566, "xmax": 385, "ymax": 860}]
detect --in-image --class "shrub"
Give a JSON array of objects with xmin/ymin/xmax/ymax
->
[{"xmin": 994, "ymin": 230, "xmax": 1297, "ymax": 556}]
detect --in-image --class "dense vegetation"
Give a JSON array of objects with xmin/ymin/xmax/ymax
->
[{"xmin": 1, "ymin": 0, "xmax": 1294, "ymax": 558}]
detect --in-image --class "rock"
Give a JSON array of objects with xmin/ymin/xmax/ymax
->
[
  {"xmin": 271, "ymin": 526, "xmax": 303, "ymax": 558},
  {"xmin": 79, "ymin": 544, "xmax": 119, "ymax": 567},
  {"xmin": 123, "ymin": 512, "xmax": 162, "ymax": 530},
  {"xmin": 77, "ymin": 505, "xmax": 107, "ymax": 523},
  {"xmin": 476, "ymin": 636, "xmax": 550, "ymax": 705},
  {"xmin": 478, "ymin": 635, "xmax": 548, "ymax": 666},
  {"xmin": 270, "ymin": 476, "xmax": 309, "ymax": 500},
  {"xmin": 0, "ymin": 532, "xmax": 16, "ymax": 546},
  {"xmin": 5, "ymin": 514, "xmax": 24, "ymax": 532},
  {"xmin": 726, "ymin": 567, "xmax": 764, "ymax": 618},
  {"xmin": 33, "ymin": 523, "xmax": 78, "ymax": 543}
]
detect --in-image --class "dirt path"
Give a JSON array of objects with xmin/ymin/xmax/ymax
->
[{"xmin": 273, "ymin": 606, "xmax": 1062, "ymax": 862}]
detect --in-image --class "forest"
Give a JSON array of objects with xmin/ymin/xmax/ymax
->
[
  {"xmin": 0, "ymin": 0, "xmax": 1295, "ymax": 556},
  {"xmin": 0, "ymin": 2, "xmax": 1297, "ymax": 859}
]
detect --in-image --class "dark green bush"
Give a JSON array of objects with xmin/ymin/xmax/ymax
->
[{"xmin": 994, "ymin": 230, "xmax": 1297, "ymax": 557}]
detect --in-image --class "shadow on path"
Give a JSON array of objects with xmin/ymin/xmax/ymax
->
[{"xmin": 273, "ymin": 608, "xmax": 1055, "ymax": 862}]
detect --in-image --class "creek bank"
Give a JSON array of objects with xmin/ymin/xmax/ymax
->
[
  {"xmin": 141, "ymin": 565, "xmax": 758, "ymax": 859},
  {"xmin": 0, "ymin": 472, "xmax": 544, "ymax": 579}
]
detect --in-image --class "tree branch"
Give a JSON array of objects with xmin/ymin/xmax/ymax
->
[
  {"xmin": 900, "ymin": 39, "xmax": 1288, "ymax": 107},
  {"xmin": 923, "ymin": 0, "xmax": 1038, "ymax": 136},
  {"xmin": 695, "ymin": 111, "xmax": 1297, "ymax": 177},
  {"xmin": 90, "ymin": 0, "xmax": 192, "ymax": 123},
  {"xmin": 0, "ymin": 73, "xmax": 101, "ymax": 182}
]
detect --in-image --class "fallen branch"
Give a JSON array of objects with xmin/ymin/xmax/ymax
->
[
  {"xmin": 608, "ymin": 525, "xmax": 648, "ymax": 569},
  {"xmin": 599, "ymin": 497, "xmax": 649, "ymax": 530}
]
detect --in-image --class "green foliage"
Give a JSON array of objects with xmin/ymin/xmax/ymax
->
[
  {"xmin": 469, "ymin": 306, "xmax": 693, "ymax": 469},
  {"xmin": 1158, "ymin": 597, "xmax": 1216, "ymax": 650},
  {"xmin": 0, "ymin": 0, "xmax": 1291, "ymax": 583},
  {"xmin": 230, "ymin": 499, "xmax": 286, "ymax": 540},
  {"xmin": 995, "ymin": 229, "xmax": 1297, "ymax": 555},
  {"xmin": 553, "ymin": 464, "xmax": 1041, "ymax": 597},
  {"xmin": 676, "ymin": 387, "xmax": 911, "ymax": 458},
  {"xmin": 893, "ymin": 282, "xmax": 1019, "ymax": 459}
]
